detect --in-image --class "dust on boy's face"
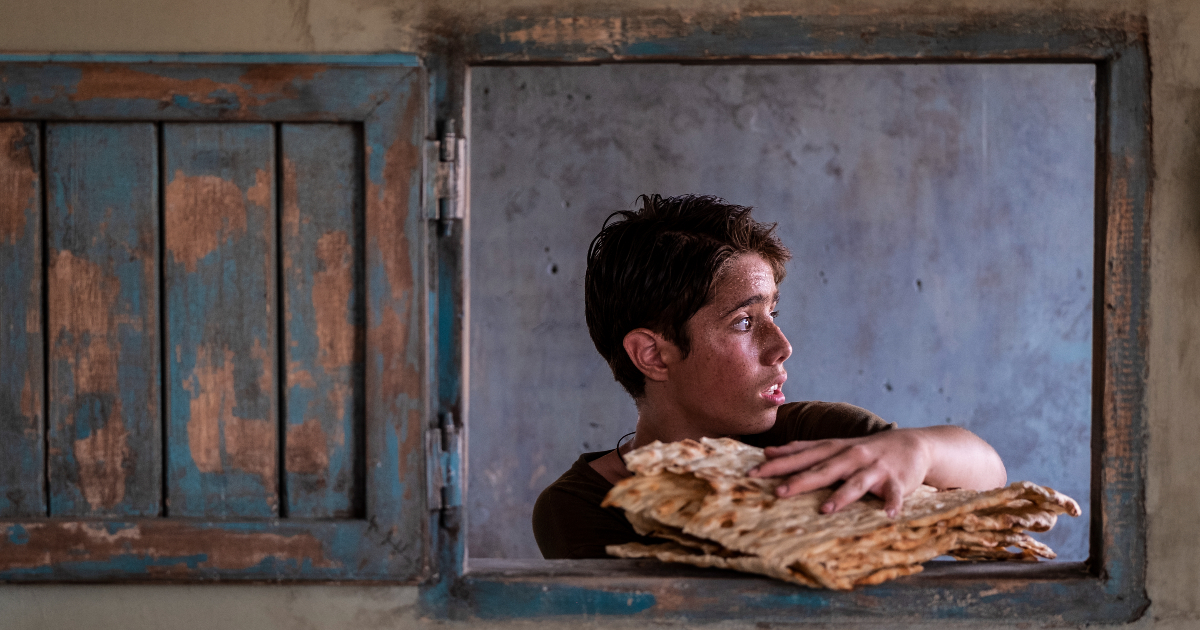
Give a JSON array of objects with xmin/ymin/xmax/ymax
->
[{"xmin": 662, "ymin": 253, "xmax": 792, "ymax": 436}]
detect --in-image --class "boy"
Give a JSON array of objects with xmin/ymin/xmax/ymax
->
[{"xmin": 532, "ymin": 194, "xmax": 1007, "ymax": 559}]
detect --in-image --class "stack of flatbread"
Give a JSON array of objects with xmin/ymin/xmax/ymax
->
[{"xmin": 602, "ymin": 437, "xmax": 1081, "ymax": 590}]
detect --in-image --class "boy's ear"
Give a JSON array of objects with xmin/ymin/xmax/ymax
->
[{"xmin": 622, "ymin": 328, "xmax": 681, "ymax": 383}]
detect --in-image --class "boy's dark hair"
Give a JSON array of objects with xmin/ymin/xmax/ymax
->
[{"xmin": 585, "ymin": 194, "xmax": 791, "ymax": 398}]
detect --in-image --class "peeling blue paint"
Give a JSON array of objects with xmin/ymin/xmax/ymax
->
[
  {"xmin": 7, "ymin": 524, "xmax": 29, "ymax": 545},
  {"xmin": 470, "ymin": 582, "xmax": 656, "ymax": 618},
  {"xmin": 0, "ymin": 53, "xmax": 420, "ymax": 66},
  {"xmin": 0, "ymin": 60, "xmax": 428, "ymax": 582}
]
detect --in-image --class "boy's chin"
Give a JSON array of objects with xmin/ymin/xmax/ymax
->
[{"xmin": 736, "ymin": 408, "xmax": 781, "ymax": 436}]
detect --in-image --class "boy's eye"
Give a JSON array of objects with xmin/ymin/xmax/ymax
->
[
  {"xmin": 734, "ymin": 316, "xmax": 752, "ymax": 331},
  {"xmin": 770, "ymin": 310, "xmax": 779, "ymax": 320}
]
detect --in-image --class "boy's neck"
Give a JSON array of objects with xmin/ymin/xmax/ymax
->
[
  {"xmin": 628, "ymin": 391, "xmax": 725, "ymax": 449},
  {"xmin": 590, "ymin": 399, "xmax": 719, "ymax": 485}
]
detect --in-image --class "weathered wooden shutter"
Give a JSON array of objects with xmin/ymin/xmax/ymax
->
[{"xmin": 0, "ymin": 58, "xmax": 428, "ymax": 580}]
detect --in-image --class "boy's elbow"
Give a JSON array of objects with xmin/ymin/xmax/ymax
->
[
  {"xmin": 975, "ymin": 438, "xmax": 1007, "ymax": 489},
  {"xmin": 990, "ymin": 452, "xmax": 1008, "ymax": 488},
  {"xmin": 943, "ymin": 425, "xmax": 1007, "ymax": 489}
]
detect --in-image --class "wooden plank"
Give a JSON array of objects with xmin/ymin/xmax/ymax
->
[
  {"xmin": 1096, "ymin": 42, "xmax": 1151, "ymax": 607},
  {"xmin": 164, "ymin": 123, "xmax": 278, "ymax": 518},
  {"xmin": 0, "ymin": 122, "xmax": 44, "ymax": 517},
  {"xmin": 469, "ymin": 14, "xmax": 1133, "ymax": 63},
  {"xmin": 45, "ymin": 123, "xmax": 160, "ymax": 517},
  {"xmin": 281, "ymin": 124, "xmax": 363, "ymax": 518},
  {"xmin": 0, "ymin": 63, "xmax": 417, "ymax": 122},
  {"xmin": 0, "ymin": 519, "xmax": 375, "ymax": 580},
  {"xmin": 364, "ymin": 71, "xmax": 427, "ymax": 576}
]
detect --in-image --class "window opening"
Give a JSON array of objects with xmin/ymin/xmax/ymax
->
[{"xmin": 467, "ymin": 63, "xmax": 1095, "ymax": 563}]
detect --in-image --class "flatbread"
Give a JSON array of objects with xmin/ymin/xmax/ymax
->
[{"xmin": 604, "ymin": 437, "xmax": 1081, "ymax": 590}]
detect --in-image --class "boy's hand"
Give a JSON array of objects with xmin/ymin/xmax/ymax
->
[{"xmin": 747, "ymin": 426, "xmax": 1007, "ymax": 518}]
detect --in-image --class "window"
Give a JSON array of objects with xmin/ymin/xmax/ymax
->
[
  {"xmin": 0, "ymin": 56, "xmax": 429, "ymax": 581},
  {"xmin": 420, "ymin": 14, "xmax": 1150, "ymax": 622},
  {"xmin": 0, "ymin": 15, "xmax": 1151, "ymax": 623},
  {"xmin": 467, "ymin": 61, "xmax": 1095, "ymax": 564}
]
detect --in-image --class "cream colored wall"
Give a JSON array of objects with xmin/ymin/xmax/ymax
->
[{"xmin": 1, "ymin": 1, "xmax": 1196, "ymax": 628}]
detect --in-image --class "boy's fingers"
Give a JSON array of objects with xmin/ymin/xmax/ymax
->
[
  {"xmin": 820, "ymin": 468, "xmax": 877, "ymax": 513},
  {"xmin": 882, "ymin": 478, "xmax": 904, "ymax": 518},
  {"xmin": 751, "ymin": 443, "xmax": 844, "ymax": 478},
  {"xmin": 774, "ymin": 456, "xmax": 856, "ymax": 497},
  {"xmin": 763, "ymin": 440, "xmax": 825, "ymax": 457}
]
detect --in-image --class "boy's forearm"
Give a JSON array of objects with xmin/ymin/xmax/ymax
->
[
  {"xmin": 751, "ymin": 423, "xmax": 1009, "ymax": 514},
  {"xmin": 912, "ymin": 425, "xmax": 1008, "ymax": 491}
]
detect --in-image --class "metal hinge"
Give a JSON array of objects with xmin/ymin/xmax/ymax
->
[
  {"xmin": 426, "ymin": 411, "xmax": 463, "ymax": 532},
  {"xmin": 426, "ymin": 120, "xmax": 466, "ymax": 236}
]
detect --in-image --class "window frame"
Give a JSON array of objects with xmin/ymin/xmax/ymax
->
[
  {"xmin": 419, "ymin": 13, "xmax": 1151, "ymax": 622},
  {"xmin": 0, "ymin": 54, "xmax": 431, "ymax": 582}
]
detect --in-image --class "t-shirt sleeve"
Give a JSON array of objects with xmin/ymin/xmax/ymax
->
[{"xmin": 741, "ymin": 401, "xmax": 897, "ymax": 447}]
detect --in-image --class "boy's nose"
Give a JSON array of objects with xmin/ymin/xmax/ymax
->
[{"xmin": 762, "ymin": 322, "xmax": 792, "ymax": 365}]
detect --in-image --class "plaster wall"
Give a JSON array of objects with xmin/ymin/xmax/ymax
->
[{"xmin": 0, "ymin": 0, "xmax": 1196, "ymax": 628}]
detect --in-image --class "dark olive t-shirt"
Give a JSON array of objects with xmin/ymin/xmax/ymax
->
[{"xmin": 530, "ymin": 401, "xmax": 896, "ymax": 559}]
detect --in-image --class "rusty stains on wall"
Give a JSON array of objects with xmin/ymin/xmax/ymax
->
[
  {"xmin": 0, "ymin": 124, "xmax": 36, "ymax": 244},
  {"xmin": 164, "ymin": 171, "xmax": 249, "ymax": 273}
]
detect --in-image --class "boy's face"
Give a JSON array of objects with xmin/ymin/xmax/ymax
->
[{"xmin": 662, "ymin": 252, "xmax": 792, "ymax": 436}]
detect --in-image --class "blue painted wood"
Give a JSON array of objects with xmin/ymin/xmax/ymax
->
[
  {"xmin": 0, "ymin": 61, "xmax": 429, "ymax": 582},
  {"xmin": 45, "ymin": 123, "xmax": 161, "ymax": 517},
  {"xmin": 0, "ymin": 518, "xmax": 400, "ymax": 580},
  {"xmin": 281, "ymin": 123, "xmax": 363, "ymax": 518},
  {"xmin": 0, "ymin": 53, "xmax": 420, "ymax": 66},
  {"xmin": 1093, "ymin": 44, "xmax": 1150, "ymax": 607},
  {"xmin": 0, "ymin": 122, "xmax": 45, "ymax": 517},
  {"xmin": 363, "ymin": 68, "xmax": 429, "ymax": 577},
  {"xmin": 447, "ymin": 563, "xmax": 1130, "ymax": 622},
  {"xmin": 0, "ymin": 63, "xmax": 419, "ymax": 122},
  {"xmin": 164, "ymin": 123, "xmax": 278, "ymax": 518},
  {"xmin": 468, "ymin": 14, "xmax": 1130, "ymax": 63}
]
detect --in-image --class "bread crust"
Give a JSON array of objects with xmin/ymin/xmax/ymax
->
[{"xmin": 603, "ymin": 437, "xmax": 1081, "ymax": 589}]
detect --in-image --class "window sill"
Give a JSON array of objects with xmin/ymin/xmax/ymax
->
[{"xmin": 441, "ymin": 558, "xmax": 1132, "ymax": 622}]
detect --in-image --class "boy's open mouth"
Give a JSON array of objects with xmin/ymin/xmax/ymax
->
[{"xmin": 761, "ymin": 375, "xmax": 787, "ymax": 403}]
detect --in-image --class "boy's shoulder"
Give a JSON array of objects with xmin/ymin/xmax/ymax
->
[
  {"xmin": 531, "ymin": 451, "xmax": 652, "ymax": 559},
  {"xmin": 741, "ymin": 400, "xmax": 897, "ymax": 447}
]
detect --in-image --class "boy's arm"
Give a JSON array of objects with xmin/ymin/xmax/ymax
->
[{"xmin": 747, "ymin": 426, "xmax": 1007, "ymax": 518}]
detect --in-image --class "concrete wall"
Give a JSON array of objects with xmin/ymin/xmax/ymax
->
[{"xmin": 2, "ymin": 0, "xmax": 1197, "ymax": 628}]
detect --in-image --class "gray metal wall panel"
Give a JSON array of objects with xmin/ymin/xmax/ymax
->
[{"xmin": 468, "ymin": 64, "xmax": 1094, "ymax": 560}]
